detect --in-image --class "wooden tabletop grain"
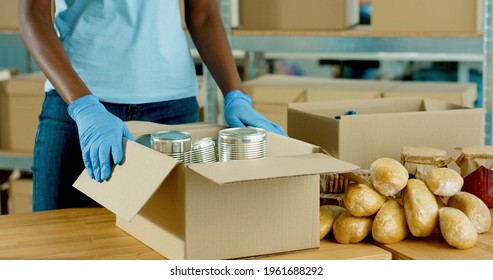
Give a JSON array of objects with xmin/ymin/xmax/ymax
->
[
  {"xmin": 0, "ymin": 207, "xmax": 391, "ymax": 260},
  {"xmin": 372, "ymin": 210, "xmax": 493, "ymax": 260},
  {"xmin": 4, "ymin": 207, "xmax": 490, "ymax": 260},
  {"xmin": 0, "ymin": 207, "xmax": 164, "ymax": 260}
]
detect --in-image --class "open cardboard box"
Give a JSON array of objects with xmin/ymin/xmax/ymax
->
[
  {"xmin": 288, "ymin": 97, "xmax": 485, "ymax": 171},
  {"xmin": 73, "ymin": 121, "xmax": 359, "ymax": 260},
  {"xmin": 382, "ymin": 81, "xmax": 477, "ymax": 108}
]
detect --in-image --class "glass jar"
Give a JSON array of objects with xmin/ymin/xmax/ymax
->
[
  {"xmin": 400, "ymin": 146, "xmax": 450, "ymax": 181},
  {"xmin": 455, "ymin": 146, "xmax": 493, "ymax": 207}
]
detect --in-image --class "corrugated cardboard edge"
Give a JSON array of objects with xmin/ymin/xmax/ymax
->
[
  {"xmin": 188, "ymin": 153, "xmax": 359, "ymax": 184},
  {"xmin": 73, "ymin": 140, "xmax": 180, "ymax": 221}
]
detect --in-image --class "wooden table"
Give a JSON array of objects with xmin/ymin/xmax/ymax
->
[
  {"xmin": 2, "ymin": 207, "xmax": 492, "ymax": 260},
  {"xmin": 254, "ymin": 241, "xmax": 391, "ymax": 260},
  {"xmin": 372, "ymin": 210, "xmax": 493, "ymax": 260},
  {"xmin": 0, "ymin": 207, "xmax": 164, "ymax": 260},
  {"xmin": 0, "ymin": 207, "xmax": 391, "ymax": 260}
]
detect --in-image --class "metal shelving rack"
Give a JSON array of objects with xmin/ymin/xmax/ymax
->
[
  {"xmin": 209, "ymin": 0, "xmax": 492, "ymax": 144},
  {"xmin": 483, "ymin": 0, "xmax": 493, "ymax": 144}
]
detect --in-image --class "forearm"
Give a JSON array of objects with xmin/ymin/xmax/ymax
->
[
  {"xmin": 185, "ymin": 0, "xmax": 242, "ymax": 96},
  {"xmin": 18, "ymin": 0, "xmax": 90, "ymax": 104}
]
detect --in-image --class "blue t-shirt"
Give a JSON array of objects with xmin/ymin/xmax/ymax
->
[{"xmin": 46, "ymin": 0, "xmax": 198, "ymax": 104}]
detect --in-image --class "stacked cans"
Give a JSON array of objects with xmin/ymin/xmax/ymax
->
[
  {"xmin": 150, "ymin": 131, "xmax": 192, "ymax": 164},
  {"xmin": 218, "ymin": 127, "xmax": 266, "ymax": 162},
  {"xmin": 191, "ymin": 137, "xmax": 217, "ymax": 164}
]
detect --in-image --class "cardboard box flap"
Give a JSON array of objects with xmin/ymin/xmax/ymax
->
[
  {"xmin": 422, "ymin": 98, "xmax": 469, "ymax": 110},
  {"xmin": 249, "ymin": 88, "xmax": 306, "ymax": 104},
  {"xmin": 188, "ymin": 153, "xmax": 359, "ymax": 184},
  {"xmin": 289, "ymin": 96, "xmax": 426, "ymax": 117},
  {"xmin": 73, "ymin": 140, "xmax": 180, "ymax": 221},
  {"xmin": 289, "ymin": 97, "xmax": 473, "ymax": 119}
]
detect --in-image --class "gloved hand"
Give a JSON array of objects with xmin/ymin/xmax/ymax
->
[
  {"xmin": 68, "ymin": 95, "xmax": 135, "ymax": 182},
  {"xmin": 224, "ymin": 90, "xmax": 287, "ymax": 136}
]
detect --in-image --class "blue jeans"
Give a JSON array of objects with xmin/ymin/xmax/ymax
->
[{"xmin": 32, "ymin": 90, "xmax": 199, "ymax": 211}]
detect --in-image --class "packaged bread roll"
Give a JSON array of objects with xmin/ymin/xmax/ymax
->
[
  {"xmin": 320, "ymin": 205, "xmax": 346, "ymax": 239},
  {"xmin": 424, "ymin": 167, "xmax": 463, "ymax": 196},
  {"xmin": 370, "ymin": 157, "xmax": 409, "ymax": 197},
  {"xmin": 447, "ymin": 191, "xmax": 491, "ymax": 234},
  {"xmin": 439, "ymin": 207, "xmax": 478, "ymax": 249},
  {"xmin": 333, "ymin": 211, "xmax": 373, "ymax": 244},
  {"xmin": 343, "ymin": 183, "xmax": 386, "ymax": 217},
  {"xmin": 372, "ymin": 199, "xmax": 408, "ymax": 244},
  {"xmin": 402, "ymin": 179, "xmax": 439, "ymax": 237}
]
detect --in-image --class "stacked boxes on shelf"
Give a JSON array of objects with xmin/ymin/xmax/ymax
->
[
  {"xmin": 239, "ymin": 0, "xmax": 359, "ymax": 30},
  {"xmin": 0, "ymin": 0, "xmax": 19, "ymax": 31},
  {"xmin": 0, "ymin": 72, "xmax": 46, "ymax": 152},
  {"xmin": 372, "ymin": 0, "xmax": 483, "ymax": 33}
]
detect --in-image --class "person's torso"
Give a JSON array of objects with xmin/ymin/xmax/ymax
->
[{"xmin": 46, "ymin": 0, "xmax": 198, "ymax": 104}]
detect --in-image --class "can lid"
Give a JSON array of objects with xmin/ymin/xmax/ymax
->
[
  {"xmin": 151, "ymin": 130, "xmax": 191, "ymax": 141},
  {"xmin": 218, "ymin": 127, "xmax": 266, "ymax": 144},
  {"xmin": 151, "ymin": 130, "xmax": 192, "ymax": 154}
]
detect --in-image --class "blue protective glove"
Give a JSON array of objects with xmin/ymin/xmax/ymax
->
[
  {"xmin": 68, "ymin": 95, "xmax": 135, "ymax": 182},
  {"xmin": 224, "ymin": 90, "xmax": 287, "ymax": 136}
]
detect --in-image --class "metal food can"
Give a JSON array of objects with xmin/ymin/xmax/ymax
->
[
  {"xmin": 191, "ymin": 137, "xmax": 217, "ymax": 164},
  {"xmin": 150, "ymin": 130, "xmax": 192, "ymax": 164},
  {"xmin": 218, "ymin": 127, "xmax": 266, "ymax": 162}
]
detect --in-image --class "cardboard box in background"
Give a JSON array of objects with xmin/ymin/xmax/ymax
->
[
  {"xmin": 0, "ymin": 69, "xmax": 18, "ymax": 82},
  {"xmin": 0, "ymin": 0, "xmax": 19, "ymax": 30},
  {"xmin": 242, "ymin": 74, "xmax": 479, "ymax": 133},
  {"xmin": 243, "ymin": 75, "xmax": 308, "ymax": 133},
  {"xmin": 0, "ymin": 72, "xmax": 46, "ymax": 151},
  {"xmin": 74, "ymin": 121, "xmax": 359, "ymax": 260},
  {"xmin": 0, "ymin": 0, "xmax": 55, "ymax": 31},
  {"xmin": 288, "ymin": 97, "xmax": 484, "ymax": 170},
  {"xmin": 372, "ymin": 0, "xmax": 483, "ymax": 33},
  {"xmin": 382, "ymin": 81, "xmax": 477, "ymax": 108},
  {"xmin": 240, "ymin": 0, "xmax": 359, "ymax": 30},
  {"xmin": 242, "ymin": 75, "xmax": 395, "ymax": 133},
  {"xmin": 8, "ymin": 178, "xmax": 33, "ymax": 214},
  {"xmin": 305, "ymin": 79, "xmax": 397, "ymax": 102}
]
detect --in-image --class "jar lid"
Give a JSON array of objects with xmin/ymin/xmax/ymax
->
[
  {"xmin": 218, "ymin": 127, "xmax": 266, "ymax": 144},
  {"xmin": 459, "ymin": 146, "xmax": 493, "ymax": 158},
  {"xmin": 401, "ymin": 146, "xmax": 448, "ymax": 164}
]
